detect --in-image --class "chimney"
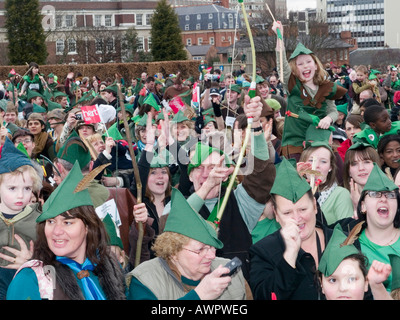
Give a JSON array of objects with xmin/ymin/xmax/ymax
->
[{"xmin": 213, "ymin": 0, "xmax": 229, "ymax": 8}]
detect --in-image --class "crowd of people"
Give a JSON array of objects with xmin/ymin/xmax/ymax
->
[{"xmin": 1, "ymin": 20, "xmax": 400, "ymax": 301}]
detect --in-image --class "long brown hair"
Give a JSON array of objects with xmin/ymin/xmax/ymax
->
[
  {"xmin": 145, "ymin": 167, "xmax": 172, "ymax": 203},
  {"xmin": 33, "ymin": 205, "xmax": 110, "ymax": 265},
  {"xmin": 289, "ymin": 53, "xmax": 329, "ymax": 86}
]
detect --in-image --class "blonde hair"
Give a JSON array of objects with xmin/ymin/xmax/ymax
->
[
  {"xmin": 289, "ymin": 53, "xmax": 329, "ymax": 86},
  {"xmin": 355, "ymin": 65, "xmax": 368, "ymax": 75},
  {"xmin": 152, "ymin": 231, "xmax": 190, "ymax": 261},
  {"xmin": 86, "ymin": 133, "xmax": 103, "ymax": 145},
  {"xmin": 0, "ymin": 165, "xmax": 42, "ymax": 193}
]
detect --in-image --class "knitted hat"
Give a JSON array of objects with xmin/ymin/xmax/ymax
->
[
  {"xmin": 164, "ymin": 188, "xmax": 223, "ymax": 249},
  {"xmin": 37, "ymin": 161, "xmax": 94, "ymax": 222},
  {"xmin": 0, "ymin": 137, "xmax": 32, "ymax": 174}
]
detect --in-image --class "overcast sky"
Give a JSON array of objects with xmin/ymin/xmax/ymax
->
[{"xmin": 286, "ymin": 0, "xmax": 317, "ymax": 11}]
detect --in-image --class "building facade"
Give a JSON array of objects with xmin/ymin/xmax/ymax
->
[
  {"xmin": 0, "ymin": 0, "xmax": 158, "ymax": 65},
  {"xmin": 324, "ymin": 0, "xmax": 393, "ymax": 49}
]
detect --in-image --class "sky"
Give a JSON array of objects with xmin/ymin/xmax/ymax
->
[{"xmin": 286, "ymin": 0, "xmax": 317, "ymax": 11}]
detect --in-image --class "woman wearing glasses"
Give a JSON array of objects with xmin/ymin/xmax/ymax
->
[
  {"xmin": 126, "ymin": 189, "xmax": 250, "ymax": 300},
  {"xmin": 353, "ymin": 162, "xmax": 400, "ymax": 292}
]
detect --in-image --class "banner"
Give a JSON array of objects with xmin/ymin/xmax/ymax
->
[{"xmin": 81, "ymin": 105, "xmax": 101, "ymax": 124}]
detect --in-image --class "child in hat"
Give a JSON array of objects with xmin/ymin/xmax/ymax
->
[
  {"xmin": 318, "ymin": 223, "xmax": 392, "ymax": 300},
  {"xmin": 6, "ymin": 161, "xmax": 126, "ymax": 300},
  {"xmin": 272, "ymin": 21, "xmax": 347, "ymax": 161},
  {"xmin": 0, "ymin": 138, "xmax": 42, "ymax": 299}
]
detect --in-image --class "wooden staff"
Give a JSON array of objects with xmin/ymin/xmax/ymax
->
[
  {"xmin": 266, "ymin": 4, "xmax": 284, "ymax": 83},
  {"xmin": 116, "ymin": 82, "xmax": 144, "ymax": 267}
]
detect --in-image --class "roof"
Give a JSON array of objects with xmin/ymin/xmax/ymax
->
[
  {"xmin": 186, "ymin": 44, "xmax": 212, "ymax": 56},
  {"xmin": 218, "ymin": 34, "xmax": 352, "ymax": 54},
  {"xmin": 175, "ymin": 4, "xmax": 241, "ymax": 31},
  {"xmin": 350, "ymin": 48, "xmax": 400, "ymax": 68}
]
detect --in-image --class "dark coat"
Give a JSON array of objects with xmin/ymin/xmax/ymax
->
[{"xmin": 249, "ymin": 223, "xmax": 334, "ymax": 300}]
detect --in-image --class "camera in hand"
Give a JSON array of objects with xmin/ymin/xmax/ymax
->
[
  {"xmin": 221, "ymin": 257, "xmax": 242, "ymax": 277},
  {"xmin": 75, "ymin": 114, "xmax": 83, "ymax": 120}
]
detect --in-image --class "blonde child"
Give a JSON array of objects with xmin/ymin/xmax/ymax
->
[
  {"xmin": 352, "ymin": 65, "xmax": 381, "ymax": 105},
  {"xmin": 272, "ymin": 21, "xmax": 347, "ymax": 160},
  {"xmin": 0, "ymin": 137, "xmax": 42, "ymax": 299}
]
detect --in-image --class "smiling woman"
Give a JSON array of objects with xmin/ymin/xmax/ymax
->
[{"xmin": 6, "ymin": 162, "xmax": 126, "ymax": 300}]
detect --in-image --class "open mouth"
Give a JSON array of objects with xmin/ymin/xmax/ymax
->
[
  {"xmin": 302, "ymin": 70, "xmax": 312, "ymax": 78},
  {"xmin": 377, "ymin": 207, "xmax": 389, "ymax": 218}
]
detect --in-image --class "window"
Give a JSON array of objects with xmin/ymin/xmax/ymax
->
[
  {"xmin": 136, "ymin": 14, "xmax": 143, "ymax": 26},
  {"xmin": 197, "ymin": 14, "xmax": 201, "ymax": 20},
  {"xmin": 148, "ymin": 37, "xmax": 152, "ymax": 51},
  {"xmin": 185, "ymin": 15, "xmax": 190, "ymax": 21},
  {"xmin": 209, "ymin": 13, "xmax": 213, "ymax": 19},
  {"xmin": 65, "ymin": 15, "xmax": 74, "ymax": 27},
  {"xmin": 94, "ymin": 15, "xmax": 102, "ymax": 27},
  {"xmin": 105, "ymin": 15, "xmax": 112, "ymax": 27},
  {"xmin": 196, "ymin": 23, "xmax": 200, "ymax": 30},
  {"xmin": 185, "ymin": 24, "xmax": 189, "ymax": 31},
  {"xmin": 208, "ymin": 23, "xmax": 213, "ymax": 29},
  {"xmin": 198, "ymin": 37, "xmax": 203, "ymax": 45},
  {"xmin": 210, "ymin": 37, "xmax": 215, "ymax": 45},
  {"xmin": 67, "ymin": 39, "xmax": 76, "ymax": 53},
  {"xmin": 56, "ymin": 39, "xmax": 64, "ymax": 54},
  {"xmin": 95, "ymin": 38, "xmax": 104, "ymax": 52},
  {"xmin": 137, "ymin": 37, "xmax": 144, "ymax": 51},
  {"xmin": 187, "ymin": 38, "xmax": 192, "ymax": 46},
  {"xmin": 146, "ymin": 14, "xmax": 153, "ymax": 25},
  {"xmin": 55, "ymin": 15, "xmax": 62, "ymax": 28}
]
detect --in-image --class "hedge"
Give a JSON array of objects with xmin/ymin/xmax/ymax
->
[{"xmin": 1, "ymin": 60, "xmax": 200, "ymax": 82}]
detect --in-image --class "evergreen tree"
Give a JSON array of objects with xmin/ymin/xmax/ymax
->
[
  {"xmin": 5, "ymin": 0, "xmax": 48, "ymax": 65},
  {"xmin": 150, "ymin": 0, "xmax": 187, "ymax": 61}
]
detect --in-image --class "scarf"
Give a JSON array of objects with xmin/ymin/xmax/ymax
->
[
  {"xmin": 317, "ymin": 182, "xmax": 337, "ymax": 208},
  {"xmin": 33, "ymin": 131, "xmax": 49, "ymax": 157},
  {"xmin": 56, "ymin": 256, "xmax": 106, "ymax": 300}
]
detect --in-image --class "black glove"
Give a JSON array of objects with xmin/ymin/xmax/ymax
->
[
  {"xmin": 195, "ymin": 111, "xmax": 204, "ymax": 134},
  {"xmin": 212, "ymin": 100, "xmax": 222, "ymax": 117}
]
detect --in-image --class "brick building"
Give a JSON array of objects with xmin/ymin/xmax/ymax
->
[{"xmin": 0, "ymin": 0, "xmax": 158, "ymax": 65}]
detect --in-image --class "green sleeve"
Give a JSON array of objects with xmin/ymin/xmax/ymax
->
[{"xmin": 6, "ymin": 268, "xmax": 41, "ymax": 300}]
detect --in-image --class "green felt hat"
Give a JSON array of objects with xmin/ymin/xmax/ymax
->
[
  {"xmin": 37, "ymin": 161, "xmax": 94, "ymax": 222},
  {"xmin": 47, "ymin": 100, "xmax": 62, "ymax": 111},
  {"xmin": 318, "ymin": 224, "xmax": 360, "ymax": 277},
  {"xmin": 143, "ymin": 93, "xmax": 160, "ymax": 111},
  {"xmin": 289, "ymin": 42, "xmax": 314, "ymax": 60},
  {"xmin": 164, "ymin": 188, "xmax": 223, "ymax": 249},
  {"xmin": 116, "ymin": 104, "xmax": 134, "ymax": 115},
  {"xmin": 102, "ymin": 213, "xmax": 123, "ymax": 249},
  {"xmin": 362, "ymin": 163, "xmax": 398, "ymax": 192},
  {"xmin": 270, "ymin": 157, "xmax": 311, "ymax": 203},
  {"xmin": 204, "ymin": 115, "xmax": 216, "ymax": 125},
  {"xmin": 227, "ymin": 84, "xmax": 241, "ymax": 94},
  {"xmin": 389, "ymin": 254, "xmax": 400, "ymax": 291},
  {"xmin": 187, "ymin": 142, "xmax": 230, "ymax": 175},
  {"xmin": 171, "ymin": 110, "xmax": 189, "ymax": 123},
  {"xmin": 57, "ymin": 135, "xmax": 91, "ymax": 168},
  {"xmin": 352, "ymin": 125, "xmax": 379, "ymax": 149},
  {"xmin": 266, "ymin": 98, "xmax": 281, "ymax": 111},
  {"xmin": 381, "ymin": 121, "xmax": 400, "ymax": 138},
  {"xmin": 336, "ymin": 103, "xmax": 348, "ymax": 116},
  {"xmin": 255, "ymin": 75, "xmax": 265, "ymax": 84},
  {"xmin": 27, "ymin": 90, "xmax": 44, "ymax": 102},
  {"xmin": 135, "ymin": 113, "xmax": 155, "ymax": 127},
  {"xmin": 32, "ymin": 103, "xmax": 47, "ymax": 113},
  {"xmin": 103, "ymin": 83, "xmax": 118, "ymax": 94},
  {"xmin": 53, "ymin": 91, "xmax": 67, "ymax": 98},
  {"xmin": 304, "ymin": 125, "xmax": 332, "ymax": 149}
]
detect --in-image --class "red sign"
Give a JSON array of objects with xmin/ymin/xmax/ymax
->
[{"xmin": 81, "ymin": 105, "xmax": 101, "ymax": 124}]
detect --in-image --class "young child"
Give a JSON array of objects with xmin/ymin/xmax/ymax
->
[
  {"xmin": 318, "ymin": 224, "xmax": 392, "ymax": 300},
  {"xmin": 272, "ymin": 21, "xmax": 347, "ymax": 161},
  {"xmin": 352, "ymin": 65, "xmax": 381, "ymax": 105},
  {"xmin": 0, "ymin": 137, "xmax": 42, "ymax": 299}
]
